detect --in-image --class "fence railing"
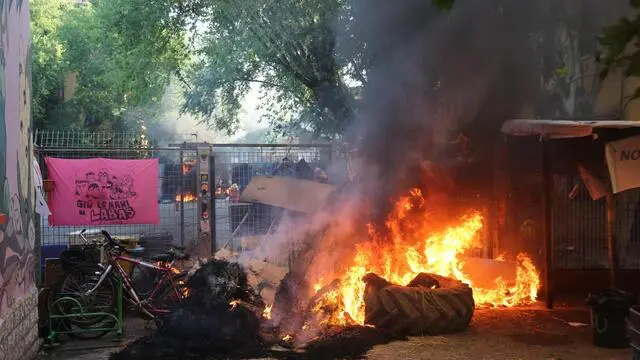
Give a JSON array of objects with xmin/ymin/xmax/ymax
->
[
  {"xmin": 34, "ymin": 131, "xmax": 200, "ymax": 249},
  {"xmin": 34, "ymin": 130, "xmax": 334, "ymax": 270},
  {"xmin": 210, "ymin": 144, "xmax": 332, "ymax": 251},
  {"xmin": 503, "ymin": 169, "xmax": 640, "ymax": 270}
]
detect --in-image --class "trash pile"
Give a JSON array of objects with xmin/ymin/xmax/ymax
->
[
  {"xmin": 111, "ymin": 259, "xmax": 405, "ymax": 360},
  {"xmin": 110, "ymin": 259, "xmax": 268, "ymax": 360}
]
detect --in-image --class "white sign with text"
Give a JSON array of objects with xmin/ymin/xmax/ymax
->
[{"xmin": 605, "ymin": 135, "xmax": 640, "ymax": 193}]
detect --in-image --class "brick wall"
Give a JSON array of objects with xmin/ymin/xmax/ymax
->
[{"xmin": 0, "ymin": 288, "xmax": 40, "ymax": 360}]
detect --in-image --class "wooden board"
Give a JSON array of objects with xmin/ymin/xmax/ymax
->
[{"xmin": 240, "ymin": 176, "xmax": 337, "ymax": 214}]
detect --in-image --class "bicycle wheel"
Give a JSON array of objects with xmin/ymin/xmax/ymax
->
[
  {"xmin": 131, "ymin": 264, "xmax": 163, "ymax": 299},
  {"xmin": 150, "ymin": 272, "xmax": 189, "ymax": 327},
  {"xmin": 52, "ymin": 265, "xmax": 117, "ymax": 337}
]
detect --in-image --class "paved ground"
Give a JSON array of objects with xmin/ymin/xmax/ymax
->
[
  {"xmin": 36, "ymin": 317, "xmax": 153, "ymax": 360},
  {"xmin": 367, "ymin": 307, "xmax": 630, "ymax": 360},
  {"xmin": 36, "ymin": 305, "xmax": 633, "ymax": 360}
]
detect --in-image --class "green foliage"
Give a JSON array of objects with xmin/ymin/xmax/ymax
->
[
  {"xmin": 598, "ymin": 1, "xmax": 640, "ymax": 100},
  {"xmin": 30, "ymin": 0, "xmax": 455, "ymax": 136},
  {"xmin": 30, "ymin": 0, "xmax": 188, "ymax": 131},
  {"xmin": 30, "ymin": 0, "xmax": 68, "ymax": 128},
  {"xmin": 180, "ymin": 0, "xmax": 356, "ymax": 138},
  {"xmin": 182, "ymin": 0, "xmax": 454, "ymax": 138}
]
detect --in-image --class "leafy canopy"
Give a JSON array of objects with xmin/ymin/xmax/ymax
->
[
  {"xmin": 30, "ymin": 0, "xmax": 190, "ymax": 131},
  {"xmin": 179, "ymin": 0, "xmax": 454, "ymax": 137},
  {"xmin": 599, "ymin": 0, "xmax": 640, "ymax": 101}
]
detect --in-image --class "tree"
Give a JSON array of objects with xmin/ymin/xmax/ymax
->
[
  {"xmin": 180, "ymin": 0, "xmax": 358, "ymax": 138},
  {"xmin": 530, "ymin": 0, "xmax": 628, "ymax": 119},
  {"xmin": 30, "ymin": 0, "xmax": 456, "ymax": 137},
  {"xmin": 30, "ymin": 0, "xmax": 69, "ymax": 129},
  {"xmin": 176, "ymin": 0, "xmax": 454, "ymax": 138},
  {"xmin": 599, "ymin": 0, "xmax": 640, "ymax": 108},
  {"xmin": 30, "ymin": 0, "xmax": 190, "ymax": 132}
]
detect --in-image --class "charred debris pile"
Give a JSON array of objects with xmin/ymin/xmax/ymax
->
[{"xmin": 111, "ymin": 259, "xmax": 403, "ymax": 360}]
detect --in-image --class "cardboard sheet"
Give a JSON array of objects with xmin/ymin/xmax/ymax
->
[{"xmin": 240, "ymin": 175, "xmax": 337, "ymax": 214}]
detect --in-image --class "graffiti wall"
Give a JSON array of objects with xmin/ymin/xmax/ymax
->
[{"xmin": 0, "ymin": 0, "xmax": 36, "ymax": 317}]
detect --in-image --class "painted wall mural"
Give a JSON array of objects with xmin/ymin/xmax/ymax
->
[{"xmin": 0, "ymin": 0, "xmax": 36, "ymax": 318}]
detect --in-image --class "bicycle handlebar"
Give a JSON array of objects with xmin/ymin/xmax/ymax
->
[
  {"xmin": 79, "ymin": 229, "xmax": 89, "ymax": 244},
  {"xmin": 78, "ymin": 228, "xmax": 120, "ymax": 248},
  {"xmin": 100, "ymin": 229, "xmax": 117, "ymax": 245}
]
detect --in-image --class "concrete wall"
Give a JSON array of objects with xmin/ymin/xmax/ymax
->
[{"xmin": 0, "ymin": 1, "xmax": 39, "ymax": 359}]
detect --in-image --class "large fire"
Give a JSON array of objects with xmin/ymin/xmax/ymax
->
[{"xmin": 311, "ymin": 188, "xmax": 540, "ymax": 326}]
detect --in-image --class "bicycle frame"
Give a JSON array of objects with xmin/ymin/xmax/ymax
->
[{"xmin": 84, "ymin": 252, "xmax": 185, "ymax": 317}]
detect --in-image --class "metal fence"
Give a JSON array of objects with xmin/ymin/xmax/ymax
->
[
  {"xmin": 34, "ymin": 130, "xmax": 334, "ymax": 269},
  {"xmin": 504, "ymin": 169, "xmax": 640, "ymax": 270},
  {"xmin": 210, "ymin": 144, "xmax": 332, "ymax": 252},
  {"xmin": 34, "ymin": 130, "xmax": 199, "ymax": 249},
  {"xmin": 551, "ymin": 181, "xmax": 640, "ymax": 270}
]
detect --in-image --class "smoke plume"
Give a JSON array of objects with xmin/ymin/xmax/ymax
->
[{"xmin": 346, "ymin": 0, "xmax": 540, "ymax": 223}]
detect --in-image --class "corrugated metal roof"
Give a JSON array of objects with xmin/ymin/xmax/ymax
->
[{"xmin": 501, "ymin": 119, "xmax": 640, "ymax": 139}]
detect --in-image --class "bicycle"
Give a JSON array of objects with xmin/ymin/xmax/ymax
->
[{"xmin": 50, "ymin": 229, "xmax": 190, "ymax": 339}]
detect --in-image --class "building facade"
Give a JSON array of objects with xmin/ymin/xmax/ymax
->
[{"xmin": 0, "ymin": 1, "xmax": 39, "ymax": 359}]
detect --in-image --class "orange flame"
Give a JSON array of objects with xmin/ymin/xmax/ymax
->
[
  {"xmin": 175, "ymin": 193, "xmax": 196, "ymax": 202},
  {"xmin": 312, "ymin": 188, "xmax": 540, "ymax": 325},
  {"xmin": 263, "ymin": 305, "xmax": 272, "ymax": 319},
  {"xmin": 215, "ymin": 186, "xmax": 230, "ymax": 197},
  {"xmin": 177, "ymin": 280, "xmax": 190, "ymax": 297}
]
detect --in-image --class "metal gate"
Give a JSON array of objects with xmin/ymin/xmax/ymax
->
[
  {"xmin": 34, "ymin": 130, "xmax": 334, "ymax": 258},
  {"xmin": 210, "ymin": 144, "xmax": 333, "ymax": 251},
  {"xmin": 34, "ymin": 130, "xmax": 200, "ymax": 248}
]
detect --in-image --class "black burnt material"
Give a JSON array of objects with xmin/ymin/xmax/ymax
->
[
  {"xmin": 303, "ymin": 325, "xmax": 406, "ymax": 360},
  {"xmin": 112, "ymin": 261, "xmax": 407, "ymax": 360},
  {"xmin": 272, "ymin": 271, "xmax": 311, "ymax": 335},
  {"xmin": 110, "ymin": 260, "xmax": 268, "ymax": 360}
]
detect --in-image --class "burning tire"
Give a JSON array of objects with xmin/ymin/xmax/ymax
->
[{"xmin": 363, "ymin": 273, "xmax": 474, "ymax": 336}]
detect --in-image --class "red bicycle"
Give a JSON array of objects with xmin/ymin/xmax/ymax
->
[{"xmin": 51, "ymin": 229, "xmax": 190, "ymax": 338}]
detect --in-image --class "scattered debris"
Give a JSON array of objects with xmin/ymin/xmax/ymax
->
[
  {"xmin": 112, "ymin": 260, "xmax": 407, "ymax": 360},
  {"xmin": 302, "ymin": 325, "xmax": 406, "ymax": 360},
  {"xmin": 550, "ymin": 316, "xmax": 588, "ymax": 328}
]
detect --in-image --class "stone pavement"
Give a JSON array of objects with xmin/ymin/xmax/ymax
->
[{"xmin": 35, "ymin": 317, "xmax": 152, "ymax": 360}]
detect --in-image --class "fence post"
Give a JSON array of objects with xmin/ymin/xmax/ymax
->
[
  {"xmin": 210, "ymin": 154, "xmax": 216, "ymax": 254},
  {"xmin": 606, "ymin": 193, "xmax": 619, "ymax": 288},
  {"xmin": 541, "ymin": 139, "xmax": 554, "ymax": 309},
  {"xmin": 180, "ymin": 144, "xmax": 185, "ymax": 246}
]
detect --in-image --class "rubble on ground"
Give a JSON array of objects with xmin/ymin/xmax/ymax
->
[{"xmin": 112, "ymin": 259, "xmax": 407, "ymax": 360}]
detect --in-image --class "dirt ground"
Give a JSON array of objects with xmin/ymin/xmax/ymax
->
[
  {"xmin": 38, "ymin": 306, "xmax": 632, "ymax": 360},
  {"xmin": 366, "ymin": 307, "xmax": 630, "ymax": 360}
]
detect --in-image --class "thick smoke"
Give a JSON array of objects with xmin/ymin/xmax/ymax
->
[
  {"xmin": 219, "ymin": 0, "xmax": 634, "ymax": 325},
  {"xmin": 346, "ymin": 0, "xmax": 540, "ymax": 223},
  {"xmin": 268, "ymin": 0, "xmax": 634, "ymax": 289}
]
